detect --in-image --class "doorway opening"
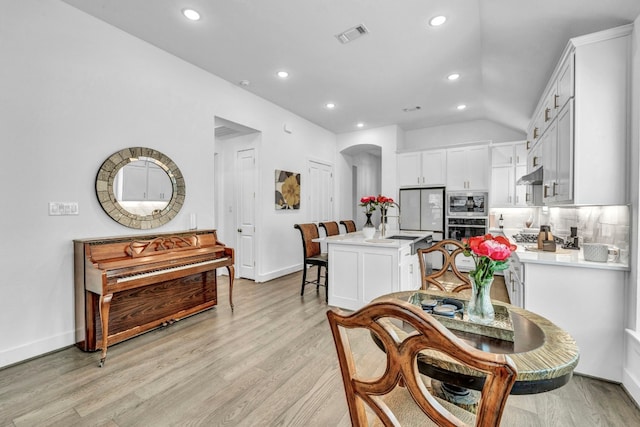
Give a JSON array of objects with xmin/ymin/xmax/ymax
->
[{"xmin": 215, "ymin": 117, "xmax": 260, "ymax": 280}]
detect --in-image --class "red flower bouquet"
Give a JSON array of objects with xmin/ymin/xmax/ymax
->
[
  {"xmin": 359, "ymin": 196, "xmax": 378, "ymax": 214},
  {"xmin": 463, "ymin": 234, "xmax": 517, "ymax": 285}
]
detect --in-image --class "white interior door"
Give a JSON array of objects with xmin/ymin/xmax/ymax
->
[
  {"xmin": 237, "ymin": 148, "xmax": 256, "ymax": 279},
  {"xmin": 308, "ymin": 160, "xmax": 333, "ymax": 223}
]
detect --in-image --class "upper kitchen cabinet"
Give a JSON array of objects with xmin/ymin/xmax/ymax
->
[
  {"xmin": 526, "ymin": 25, "xmax": 631, "ymax": 206},
  {"xmin": 397, "ymin": 149, "xmax": 446, "ymax": 187},
  {"xmin": 491, "ymin": 142, "xmax": 527, "ymax": 207},
  {"xmin": 446, "ymin": 145, "xmax": 489, "ymax": 191}
]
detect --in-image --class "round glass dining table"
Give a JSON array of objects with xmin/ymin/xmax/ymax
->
[{"xmin": 371, "ymin": 290, "xmax": 580, "ymax": 395}]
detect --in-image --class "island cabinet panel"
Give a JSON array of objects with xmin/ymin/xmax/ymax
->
[
  {"xmin": 362, "ymin": 252, "xmax": 396, "ymax": 302},
  {"xmin": 523, "ymin": 263, "xmax": 625, "ymax": 382},
  {"xmin": 328, "ymin": 241, "xmax": 421, "ymax": 311},
  {"xmin": 329, "ymin": 249, "xmax": 360, "ymax": 308}
]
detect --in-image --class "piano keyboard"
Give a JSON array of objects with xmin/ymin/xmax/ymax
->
[{"xmin": 117, "ymin": 257, "xmax": 230, "ymax": 283}]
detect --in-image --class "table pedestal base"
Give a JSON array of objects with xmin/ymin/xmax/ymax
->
[{"xmin": 431, "ymin": 380, "xmax": 480, "ymax": 414}]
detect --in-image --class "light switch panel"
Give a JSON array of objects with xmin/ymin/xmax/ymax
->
[{"xmin": 49, "ymin": 202, "xmax": 79, "ymax": 216}]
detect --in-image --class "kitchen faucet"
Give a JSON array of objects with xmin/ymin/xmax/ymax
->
[{"xmin": 380, "ymin": 202, "xmax": 401, "ymax": 237}]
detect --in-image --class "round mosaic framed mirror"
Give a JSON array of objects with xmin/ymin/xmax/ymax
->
[{"xmin": 95, "ymin": 147, "xmax": 185, "ymax": 229}]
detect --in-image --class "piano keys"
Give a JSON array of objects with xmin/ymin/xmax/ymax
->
[{"xmin": 74, "ymin": 229, "xmax": 234, "ymax": 366}]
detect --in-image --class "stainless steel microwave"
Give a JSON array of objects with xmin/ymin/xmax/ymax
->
[{"xmin": 447, "ymin": 192, "xmax": 488, "ymax": 217}]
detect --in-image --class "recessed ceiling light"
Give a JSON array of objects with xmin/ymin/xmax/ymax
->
[
  {"xmin": 447, "ymin": 73, "xmax": 460, "ymax": 81},
  {"xmin": 325, "ymin": 103, "xmax": 336, "ymax": 109},
  {"xmin": 429, "ymin": 16, "xmax": 447, "ymax": 27},
  {"xmin": 457, "ymin": 104, "xmax": 467, "ymax": 110},
  {"xmin": 356, "ymin": 122, "xmax": 364, "ymax": 128},
  {"xmin": 182, "ymin": 9, "xmax": 201, "ymax": 21},
  {"xmin": 277, "ymin": 71, "xmax": 289, "ymax": 79}
]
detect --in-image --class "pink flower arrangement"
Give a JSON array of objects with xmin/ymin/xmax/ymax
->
[{"xmin": 463, "ymin": 234, "xmax": 517, "ymax": 284}]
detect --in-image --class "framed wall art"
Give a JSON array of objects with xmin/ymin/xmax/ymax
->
[{"xmin": 275, "ymin": 169, "xmax": 300, "ymax": 210}]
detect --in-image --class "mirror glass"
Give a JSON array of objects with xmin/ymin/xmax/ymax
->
[
  {"xmin": 113, "ymin": 157, "xmax": 173, "ymax": 216},
  {"xmin": 96, "ymin": 147, "xmax": 185, "ymax": 229}
]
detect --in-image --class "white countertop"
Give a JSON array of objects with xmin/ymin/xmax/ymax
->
[
  {"xmin": 315, "ymin": 230, "xmax": 432, "ymax": 249},
  {"xmin": 492, "ymin": 227, "xmax": 630, "ymax": 271}
]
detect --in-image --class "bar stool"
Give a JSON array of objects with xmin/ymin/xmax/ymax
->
[
  {"xmin": 339, "ymin": 220, "xmax": 356, "ymax": 233},
  {"xmin": 294, "ymin": 223, "xmax": 328, "ymax": 302}
]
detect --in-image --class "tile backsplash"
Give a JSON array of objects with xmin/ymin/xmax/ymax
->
[{"xmin": 490, "ymin": 205, "xmax": 630, "ymax": 251}]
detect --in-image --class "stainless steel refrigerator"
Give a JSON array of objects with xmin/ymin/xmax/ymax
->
[{"xmin": 399, "ymin": 187, "xmax": 445, "ymax": 241}]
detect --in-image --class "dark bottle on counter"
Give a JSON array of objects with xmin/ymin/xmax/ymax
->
[{"xmin": 499, "ymin": 214, "xmax": 504, "ymax": 229}]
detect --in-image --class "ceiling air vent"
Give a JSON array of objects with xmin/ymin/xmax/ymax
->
[{"xmin": 335, "ymin": 24, "xmax": 369, "ymax": 44}]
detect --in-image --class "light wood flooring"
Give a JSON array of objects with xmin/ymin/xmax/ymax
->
[{"xmin": 1, "ymin": 270, "xmax": 639, "ymax": 426}]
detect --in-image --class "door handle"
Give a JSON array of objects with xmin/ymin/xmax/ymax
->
[{"xmin": 237, "ymin": 228, "xmax": 242, "ymax": 233}]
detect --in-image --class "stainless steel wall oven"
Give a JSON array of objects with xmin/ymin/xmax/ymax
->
[{"xmin": 446, "ymin": 217, "xmax": 488, "ymax": 241}]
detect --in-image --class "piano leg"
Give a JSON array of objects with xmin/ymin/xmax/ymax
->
[
  {"xmin": 98, "ymin": 293, "xmax": 113, "ymax": 367},
  {"xmin": 226, "ymin": 265, "xmax": 235, "ymax": 311}
]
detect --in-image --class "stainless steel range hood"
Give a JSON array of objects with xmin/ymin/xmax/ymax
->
[{"xmin": 517, "ymin": 167, "xmax": 543, "ymax": 185}]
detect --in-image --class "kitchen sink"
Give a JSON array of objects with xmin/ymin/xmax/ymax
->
[
  {"xmin": 387, "ymin": 235, "xmax": 419, "ymax": 240},
  {"xmin": 387, "ymin": 234, "xmax": 433, "ymax": 254}
]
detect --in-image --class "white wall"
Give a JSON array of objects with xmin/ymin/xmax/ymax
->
[
  {"xmin": 0, "ymin": 0, "xmax": 335, "ymax": 368},
  {"xmin": 624, "ymin": 15, "xmax": 640, "ymax": 405},
  {"xmin": 337, "ymin": 125, "xmax": 400, "ymax": 228},
  {"xmin": 402, "ymin": 119, "xmax": 525, "ymax": 151}
]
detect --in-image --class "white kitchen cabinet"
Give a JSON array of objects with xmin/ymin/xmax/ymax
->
[
  {"xmin": 491, "ymin": 166, "xmax": 513, "ymax": 206},
  {"xmin": 525, "ymin": 25, "xmax": 630, "ymax": 205},
  {"xmin": 554, "ymin": 101, "xmax": 574, "ymax": 203},
  {"xmin": 446, "ymin": 145, "xmax": 489, "ymax": 191},
  {"xmin": 523, "ymin": 262, "xmax": 625, "ymax": 381},
  {"xmin": 397, "ymin": 150, "xmax": 446, "ymax": 187},
  {"xmin": 490, "ymin": 142, "xmax": 527, "ymax": 207}
]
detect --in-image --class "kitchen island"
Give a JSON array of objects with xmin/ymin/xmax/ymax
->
[{"xmin": 319, "ymin": 230, "xmax": 431, "ymax": 311}]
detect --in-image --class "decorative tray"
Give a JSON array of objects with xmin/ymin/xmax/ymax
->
[{"xmin": 407, "ymin": 292, "xmax": 515, "ymax": 342}]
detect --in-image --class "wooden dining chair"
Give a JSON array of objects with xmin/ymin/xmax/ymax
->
[
  {"xmin": 417, "ymin": 240, "xmax": 472, "ymax": 293},
  {"xmin": 340, "ymin": 219, "xmax": 357, "ymax": 233},
  {"xmin": 320, "ymin": 221, "xmax": 340, "ymax": 237},
  {"xmin": 327, "ymin": 299, "xmax": 517, "ymax": 426},
  {"xmin": 294, "ymin": 223, "xmax": 328, "ymax": 302}
]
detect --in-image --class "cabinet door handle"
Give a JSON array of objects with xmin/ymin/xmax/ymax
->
[
  {"xmin": 509, "ymin": 156, "xmax": 513, "ymax": 164},
  {"xmin": 533, "ymin": 156, "xmax": 539, "ymax": 167},
  {"xmin": 544, "ymin": 185, "xmax": 550, "ymax": 198},
  {"xmin": 552, "ymin": 182, "xmax": 558, "ymax": 196},
  {"xmin": 526, "ymin": 192, "xmax": 530, "ymax": 202},
  {"xmin": 554, "ymin": 94, "xmax": 560, "ymax": 109},
  {"xmin": 544, "ymin": 108, "xmax": 551, "ymax": 122},
  {"xmin": 526, "ymin": 140, "xmax": 531, "ymax": 150},
  {"xmin": 422, "ymin": 177, "xmax": 425, "ymax": 183},
  {"xmin": 533, "ymin": 127, "xmax": 539, "ymax": 139},
  {"xmin": 417, "ymin": 177, "xmax": 420, "ymax": 184}
]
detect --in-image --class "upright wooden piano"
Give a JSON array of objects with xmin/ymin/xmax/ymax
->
[{"xmin": 74, "ymin": 229, "xmax": 234, "ymax": 366}]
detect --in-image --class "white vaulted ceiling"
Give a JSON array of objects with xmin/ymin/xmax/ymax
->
[{"xmin": 61, "ymin": 0, "xmax": 640, "ymax": 134}]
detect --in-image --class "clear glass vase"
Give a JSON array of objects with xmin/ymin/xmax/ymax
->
[
  {"xmin": 467, "ymin": 275, "xmax": 495, "ymax": 324},
  {"xmin": 362, "ymin": 213, "xmax": 376, "ymax": 238}
]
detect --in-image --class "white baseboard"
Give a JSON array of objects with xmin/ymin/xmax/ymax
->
[
  {"xmin": 624, "ymin": 329, "xmax": 640, "ymax": 406},
  {"xmin": 0, "ymin": 331, "xmax": 75, "ymax": 369},
  {"xmin": 256, "ymin": 264, "xmax": 302, "ymax": 283}
]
